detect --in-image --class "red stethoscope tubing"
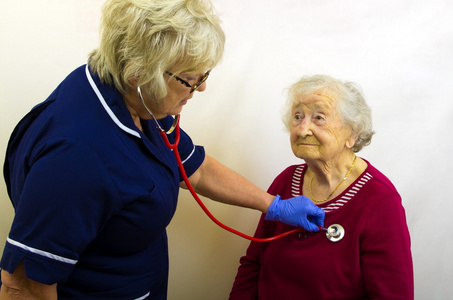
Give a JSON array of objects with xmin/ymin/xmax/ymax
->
[{"xmin": 160, "ymin": 115, "xmax": 307, "ymax": 242}]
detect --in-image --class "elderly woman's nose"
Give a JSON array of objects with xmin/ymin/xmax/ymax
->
[{"xmin": 296, "ymin": 118, "xmax": 313, "ymax": 136}]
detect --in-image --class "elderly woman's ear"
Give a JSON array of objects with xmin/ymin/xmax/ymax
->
[{"xmin": 345, "ymin": 134, "xmax": 358, "ymax": 150}]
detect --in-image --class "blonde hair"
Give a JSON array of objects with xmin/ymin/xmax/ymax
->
[
  {"xmin": 283, "ymin": 75, "xmax": 375, "ymax": 152},
  {"xmin": 88, "ymin": 0, "xmax": 225, "ymax": 101}
]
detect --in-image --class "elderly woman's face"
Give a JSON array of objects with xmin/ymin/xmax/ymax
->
[{"xmin": 290, "ymin": 92, "xmax": 354, "ymax": 162}]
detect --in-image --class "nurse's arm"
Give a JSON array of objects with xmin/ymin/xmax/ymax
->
[
  {"xmin": 0, "ymin": 261, "xmax": 57, "ymax": 300},
  {"xmin": 180, "ymin": 154, "xmax": 274, "ymax": 213}
]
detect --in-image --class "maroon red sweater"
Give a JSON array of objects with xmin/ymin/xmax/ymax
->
[{"xmin": 230, "ymin": 161, "xmax": 413, "ymax": 300}]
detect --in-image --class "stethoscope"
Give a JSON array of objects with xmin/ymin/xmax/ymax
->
[{"xmin": 137, "ymin": 87, "xmax": 345, "ymax": 243}]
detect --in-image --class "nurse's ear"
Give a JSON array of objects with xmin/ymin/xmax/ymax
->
[{"xmin": 129, "ymin": 76, "xmax": 139, "ymax": 89}]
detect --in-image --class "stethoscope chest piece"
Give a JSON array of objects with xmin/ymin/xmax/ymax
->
[{"xmin": 325, "ymin": 224, "xmax": 345, "ymax": 242}]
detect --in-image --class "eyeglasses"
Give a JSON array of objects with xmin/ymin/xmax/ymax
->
[{"xmin": 165, "ymin": 70, "xmax": 211, "ymax": 93}]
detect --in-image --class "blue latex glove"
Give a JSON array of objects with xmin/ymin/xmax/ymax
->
[{"xmin": 265, "ymin": 195, "xmax": 325, "ymax": 232}]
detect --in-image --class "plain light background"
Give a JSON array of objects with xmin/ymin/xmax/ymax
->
[{"xmin": 1, "ymin": 0, "xmax": 451, "ymax": 299}]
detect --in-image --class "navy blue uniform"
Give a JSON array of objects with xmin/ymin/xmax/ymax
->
[{"xmin": 1, "ymin": 65, "xmax": 205, "ymax": 299}]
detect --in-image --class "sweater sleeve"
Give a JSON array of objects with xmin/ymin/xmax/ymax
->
[
  {"xmin": 229, "ymin": 168, "xmax": 294, "ymax": 299},
  {"xmin": 360, "ymin": 190, "xmax": 414, "ymax": 299},
  {"xmin": 228, "ymin": 215, "xmax": 264, "ymax": 300}
]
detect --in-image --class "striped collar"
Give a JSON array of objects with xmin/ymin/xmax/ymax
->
[{"xmin": 291, "ymin": 164, "xmax": 373, "ymax": 213}]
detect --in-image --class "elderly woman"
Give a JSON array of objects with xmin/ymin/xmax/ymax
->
[
  {"xmin": 229, "ymin": 75, "xmax": 413, "ymax": 299},
  {"xmin": 0, "ymin": 1, "xmax": 325, "ymax": 299}
]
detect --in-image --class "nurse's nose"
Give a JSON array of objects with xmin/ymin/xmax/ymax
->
[{"xmin": 194, "ymin": 81, "xmax": 207, "ymax": 93}]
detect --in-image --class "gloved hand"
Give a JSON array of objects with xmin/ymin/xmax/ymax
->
[{"xmin": 265, "ymin": 195, "xmax": 325, "ymax": 232}]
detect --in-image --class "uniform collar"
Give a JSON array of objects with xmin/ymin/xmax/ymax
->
[
  {"xmin": 84, "ymin": 65, "xmax": 142, "ymax": 138},
  {"xmin": 84, "ymin": 65, "xmax": 178, "ymax": 174}
]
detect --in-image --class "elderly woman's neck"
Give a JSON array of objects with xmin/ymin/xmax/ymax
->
[
  {"xmin": 307, "ymin": 152, "xmax": 357, "ymax": 185},
  {"xmin": 304, "ymin": 153, "xmax": 365, "ymax": 203}
]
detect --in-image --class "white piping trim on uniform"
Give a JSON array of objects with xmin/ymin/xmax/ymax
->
[
  {"xmin": 85, "ymin": 65, "xmax": 197, "ymax": 167},
  {"xmin": 7, "ymin": 237, "xmax": 78, "ymax": 265},
  {"xmin": 135, "ymin": 292, "xmax": 151, "ymax": 300},
  {"xmin": 181, "ymin": 145, "xmax": 196, "ymax": 164},
  {"xmin": 85, "ymin": 65, "xmax": 141, "ymax": 138}
]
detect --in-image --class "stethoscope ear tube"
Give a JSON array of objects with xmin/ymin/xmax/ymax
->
[
  {"xmin": 167, "ymin": 117, "xmax": 344, "ymax": 243},
  {"xmin": 137, "ymin": 88, "xmax": 343, "ymax": 242},
  {"xmin": 171, "ymin": 128, "xmax": 304, "ymax": 242}
]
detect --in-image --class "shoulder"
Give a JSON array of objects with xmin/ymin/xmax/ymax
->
[
  {"xmin": 363, "ymin": 159, "xmax": 398, "ymax": 193},
  {"xmin": 274, "ymin": 164, "xmax": 306, "ymax": 182},
  {"xmin": 358, "ymin": 159, "xmax": 403, "ymax": 212},
  {"xmin": 267, "ymin": 164, "xmax": 306, "ymax": 195}
]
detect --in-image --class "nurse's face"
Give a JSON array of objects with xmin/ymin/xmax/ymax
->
[
  {"xmin": 146, "ymin": 71, "xmax": 208, "ymax": 119},
  {"xmin": 289, "ymin": 92, "xmax": 354, "ymax": 162}
]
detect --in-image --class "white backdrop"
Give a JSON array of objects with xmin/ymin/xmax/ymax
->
[{"xmin": 0, "ymin": 1, "xmax": 452, "ymax": 299}]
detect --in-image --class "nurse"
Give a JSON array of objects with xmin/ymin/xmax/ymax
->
[{"xmin": 0, "ymin": 0, "xmax": 324, "ymax": 299}]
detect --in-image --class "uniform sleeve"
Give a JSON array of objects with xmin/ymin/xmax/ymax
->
[
  {"xmin": 177, "ymin": 126, "xmax": 205, "ymax": 179},
  {"xmin": 0, "ymin": 138, "xmax": 120, "ymax": 285},
  {"xmin": 159, "ymin": 116, "xmax": 205, "ymax": 180},
  {"xmin": 360, "ymin": 191, "xmax": 414, "ymax": 299}
]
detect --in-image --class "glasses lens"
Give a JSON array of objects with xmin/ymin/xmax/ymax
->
[{"xmin": 190, "ymin": 72, "xmax": 210, "ymax": 93}]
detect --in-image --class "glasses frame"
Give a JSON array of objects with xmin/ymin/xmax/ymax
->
[{"xmin": 165, "ymin": 70, "xmax": 211, "ymax": 93}]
